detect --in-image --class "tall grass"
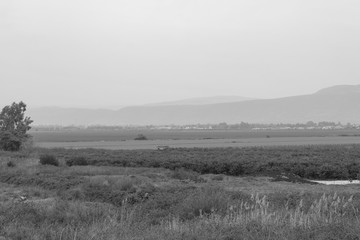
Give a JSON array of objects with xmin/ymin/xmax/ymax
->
[
  {"xmin": 0, "ymin": 199, "xmax": 141, "ymax": 240},
  {"xmin": 161, "ymin": 193, "xmax": 360, "ymax": 239},
  {"xmin": 1, "ymin": 190, "xmax": 360, "ymax": 239}
]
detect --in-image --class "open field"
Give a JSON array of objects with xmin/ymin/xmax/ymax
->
[
  {"xmin": 30, "ymin": 129, "xmax": 360, "ymax": 142},
  {"xmin": 2, "ymin": 149, "xmax": 360, "ymax": 240},
  {"xmin": 31, "ymin": 129, "xmax": 360, "ymax": 150},
  {"xmin": 36, "ymin": 136, "xmax": 360, "ymax": 150}
]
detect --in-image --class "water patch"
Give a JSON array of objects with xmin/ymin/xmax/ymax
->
[{"xmin": 310, "ymin": 180, "xmax": 360, "ymax": 185}]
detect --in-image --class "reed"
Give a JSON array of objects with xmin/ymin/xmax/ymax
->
[{"xmin": 161, "ymin": 193, "xmax": 358, "ymax": 234}]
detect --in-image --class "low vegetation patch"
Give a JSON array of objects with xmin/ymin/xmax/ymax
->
[
  {"xmin": 177, "ymin": 185, "xmax": 230, "ymax": 220},
  {"xmin": 6, "ymin": 160, "xmax": 15, "ymax": 168},
  {"xmin": 65, "ymin": 156, "xmax": 88, "ymax": 166},
  {"xmin": 134, "ymin": 134, "xmax": 148, "ymax": 140},
  {"xmin": 0, "ymin": 171, "xmax": 84, "ymax": 190},
  {"xmin": 168, "ymin": 168, "xmax": 205, "ymax": 182},
  {"xmin": 39, "ymin": 154, "xmax": 59, "ymax": 166}
]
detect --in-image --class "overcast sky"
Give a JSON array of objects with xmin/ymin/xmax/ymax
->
[{"xmin": 1, "ymin": 0, "xmax": 359, "ymax": 108}]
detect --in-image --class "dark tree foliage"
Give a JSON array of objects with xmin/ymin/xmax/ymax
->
[{"xmin": 0, "ymin": 101, "xmax": 33, "ymax": 151}]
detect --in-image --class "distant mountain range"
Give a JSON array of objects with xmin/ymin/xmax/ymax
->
[
  {"xmin": 28, "ymin": 85, "xmax": 360, "ymax": 125},
  {"xmin": 146, "ymin": 96, "xmax": 256, "ymax": 106}
]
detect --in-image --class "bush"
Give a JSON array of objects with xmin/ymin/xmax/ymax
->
[
  {"xmin": 7, "ymin": 160, "xmax": 15, "ymax": 167},
  {"xmin": 228, "ymin": 162, "xmax": 244, "ymax": 175},
  {"xmin": 39, "ymin": 154, "xmax": 59, "ymax": 166},
  {"xmin": 66, "ymin": 156, "xmax": 88, "ymax": 166},
  {"xmin": 134, "ymin": 134, "xmax": 148, "ymax": 140}
]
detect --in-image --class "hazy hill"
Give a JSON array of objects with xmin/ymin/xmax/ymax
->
[
  {"xmin": 28, "ymin": 85, "xmax": 360, "ymax": 125},
  {"xmin": 315, "ymin": 84, "xmax": 360, "ymax": 95},
  {"xmin": 146, "ymin": 96, "xmax": 256, "ymax": 106}
]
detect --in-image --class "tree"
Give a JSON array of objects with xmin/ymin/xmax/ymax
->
[{"xmin": 0, "ymin": 101, "xmax": 33, "ymax": 151}]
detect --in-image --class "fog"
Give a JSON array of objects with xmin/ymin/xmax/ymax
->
[{"xmin": 1, "ymin": 0, "xmax": 359, "ymax": 108}]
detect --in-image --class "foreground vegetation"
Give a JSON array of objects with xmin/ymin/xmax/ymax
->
[{"xmin": 1, "ymin": 145, "xmax": 360, "ymax": 239}]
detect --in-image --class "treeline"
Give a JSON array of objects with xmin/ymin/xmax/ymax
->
[
  {"xmin": 189, "ymin": 121, "xmax": 356, "ymax": 130},
  {"xmin": 40, "ymin": 145, "xmax": 360, "ymax": 180},
  {"xmin": 31, "ymin": 121, "xmax": 360, "ymax": 131},
  {"xmin": 228, "ymin": 121, "xmax": 355, "ymax": 129}
]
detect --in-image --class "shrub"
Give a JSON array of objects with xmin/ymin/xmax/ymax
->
[
  {"xmin": 319, "ymin": 164, "xmax": 348, "ymax": 179},
  {"xmin": 66, "ymin": 156, "xmax": 88, "ymax": 166},
  {"xmin": 7, "ymin": 160, "xmax": 15, "ymax": 167},
  {"xmin": 228, "ymin": 162, "xmax": 244, "ymax": 175},
  {"xmin": 39, "ymin": 154, "xmax": 59, "ymax": 166},
  {"xmin": 134, "ymin": 134, "xmax": 148, "ymax": 140}
]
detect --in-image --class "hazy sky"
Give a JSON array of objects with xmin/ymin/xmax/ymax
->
[{"xmin": 1, "ymin": 0, "xmax": 359, "ymax": 108}]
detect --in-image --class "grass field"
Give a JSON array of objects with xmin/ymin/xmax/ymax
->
[
  {"xmin": 30, "ymin": 129, "xmax": 360, "ymax": 142},
  {"xmin": 2, "ymin": 137, "xmax": 360, "ymax": 239},
  {"xmin": 31, "ymin": 129, "xmax": 360, "ymax": 150},
  {"xmin": 35, "ymin": 136, "xmax": 360, "ymax": 150},
  {"xmin": 2, "ymin": 146, "xmax": 360, "ymax": 239}
]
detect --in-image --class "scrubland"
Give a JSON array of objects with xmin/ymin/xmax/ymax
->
[
  {"xmin": 41, "ymin": 145, "xmax": 360, "ymax": 180},
  {"xmin": 1, "ymin": 145, "xmax": 360, "ymax": 239}
]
